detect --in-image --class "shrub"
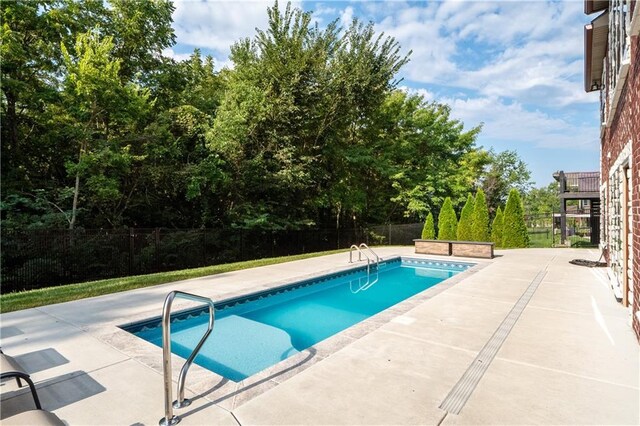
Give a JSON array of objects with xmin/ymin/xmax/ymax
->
[
  {"xmin": 491, "ymin": 206, "xmax": 504, "ymax": 247},
  {"xmin": 437, "ymin": 197, "xmax": 458, "ymax": 240},
  {"xmin": 471, "ymin": 189, "xmax": 490, "ymax": 241},
  {"xmin": 456, "ymin": 194, "xmax": 475, "ymax": 241},
  {"xmin": 422, "ymin": 212, "xmax": 435, "ymax": 239},
  {"xmin": 502, "ymin": 189, "xmax": 529, "ymax": 248}
]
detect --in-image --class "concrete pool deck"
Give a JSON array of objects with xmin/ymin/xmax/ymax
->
[{"xmin": 1, "ymin": 248, "xmax": 638, "ymax": 425}]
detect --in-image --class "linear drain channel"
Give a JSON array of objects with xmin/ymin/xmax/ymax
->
[{"xmin": 439, "ymin": 270, "xmax": 547, "ymax": 415}]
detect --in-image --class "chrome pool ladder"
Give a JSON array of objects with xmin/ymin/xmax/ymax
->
[
  {"xmin": 349, "ymin": 244, "xmax": 381, "ymax": 292},
  {"xmin": 160, "ymin": 291, "xmax": 215, "ymax": 426}
]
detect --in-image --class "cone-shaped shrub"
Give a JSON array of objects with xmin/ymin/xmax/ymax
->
[
  {"xmin": 491, "ymin": 206, "xmax": 504, "ymax": 247},
  {"xmin": 502, "ymin": 189, "xmax": 529, "ymax": 248},
  {"xmin": 437, "ymin": 197, "xmax": 458, "ymax": 240},
  {"xmin": 421, "ymin": 212, "xmax": 435, "ymax": 239},
  {"xmin": 471, "ymin": 189, "xmax": 490, "ymax": 241},
  {"xmin": 456, "ymin": 194, "xmax": 475, "ymax": 241}
]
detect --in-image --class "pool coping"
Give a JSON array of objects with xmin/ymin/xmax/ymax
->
[{"xmin": 99, "ymin": 253, "xmax": 491, "ymax": 412}]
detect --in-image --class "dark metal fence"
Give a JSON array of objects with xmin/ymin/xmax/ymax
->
[
  {"xmin": 369, "ymin": 223, "xmax": 424, "ymax": 245},
  {"xmin": 5, "ymin": 220, "xmax": 574, "ymax": 294},
  {"xmin": 1, "ymin": 227, "xmax": 373, "ymax": 293}
]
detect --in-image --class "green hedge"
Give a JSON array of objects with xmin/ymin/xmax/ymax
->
[
  {"xmin": 491, "ymin": 206, "xmax": 504, "ymax": 247},
  {"xmin": 456, "ymin": 194, "xmax": 475, "ymax": 241},
  {"xmin": 471, "ymin": 189, "xmax": 490, "ymax": 242},
  {"xmin": 437, "ymin": 197, "xmax": 458, "ymax": 240},
  {"xmin": 502, "ymin": 189, "xmax": 529, "ymax": 248},
  {"xmin": 422, "ymin": 212, "xmax": 435, "ymax": 239}
]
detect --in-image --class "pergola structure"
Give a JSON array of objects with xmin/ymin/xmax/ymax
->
[{"xmin": 553, "ymin": 171, "xmax": 600, "ymax": 245}]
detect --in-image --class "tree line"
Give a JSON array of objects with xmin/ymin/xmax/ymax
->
[
  {"xmin": 421, "ymin": 188, "xmax": 529, "ymax": 248},
  {"xmin": 2, "ymin": 0, "xmax": 535, "ymax": 232}
]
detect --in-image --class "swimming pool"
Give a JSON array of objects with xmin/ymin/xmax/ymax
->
[{"xmin": 122, "ymin": 257, "xmax": 472, "ymax": 381}]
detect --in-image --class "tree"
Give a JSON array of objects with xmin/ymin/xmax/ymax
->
[
  {"xmin": 422, "ymin": 212, "xmax": 435, "ymax": 239},
  {"xmin": 523, "ymin": 182, "xmax": 559, "ymax": 228},
  {"xmin": 60, "ymin": 30, "xmax": 150, "ymax": 228},
  {"xmin": 480, "ymin": 150, "xmax": 533, "ymax": 214},
  {"xmin": 107, "ymin": 0, "xmax": 176, "ymax": 82},
  {"xmin": 491, "ymin": 206, "xmax": 504, "ymax": 247},
  {"xmin": 1, "ymin": 0, "xmax": 489, "ymax": 232},
  {"xmin": 456, "ymin": 194, "xmax": 475, "ymax": 241},
  {"xmin": 437, "ymin": 197, "xmax": 457, "ymax": 240},
  {"xmin": 471, "ymin": 189, "xmax": 490, "ymax": 241},
  {"xmin": 502, "ymin": 189, "xmax": 529, "ymax": 248},
  {"xmin": 380, "ymin": 92, "xmax": 482, "ymax": 222}
]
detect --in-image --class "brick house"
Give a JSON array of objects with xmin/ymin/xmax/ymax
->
[{"xmin": 584, "ymin": 0, "xmax": 640, "ymax": 342}]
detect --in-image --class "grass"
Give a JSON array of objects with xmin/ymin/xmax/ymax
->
[
  {"xmin": 527, "ymin": 228, "xmax": 597, "ymax": 248},
  {"xmin": 0, "ymin": 249, "xmax": 348, "ymax": 313}
]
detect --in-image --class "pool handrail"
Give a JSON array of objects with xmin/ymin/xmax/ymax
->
[
  {"xmin": 349, "ymin": 244, "xmax": 371, "ymax": 275},
  {"xmin": 160, "ymin": 291, "xmax": 215, "ymax": 426},
  {"xmin": 358, "ymin": 243, "xmax": 380, "ymax": 265}
]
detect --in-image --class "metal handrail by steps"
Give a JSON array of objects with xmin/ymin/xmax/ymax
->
[
  {"xmin": 348, "ymin": 244, "xmax": 382, "ymax": 292},
  {"xmin": 160, "ymin": 291, "xmax": 215, "ymax": 426},
  {"xmin": 359, "ymin": 243, "xmax": 380, "ymax": 265}
]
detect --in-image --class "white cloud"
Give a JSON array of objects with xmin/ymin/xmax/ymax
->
[
  {"xmin": 377, "ymin": 4, "xmax": 457, "ymax": 83},
  {"xmin": 172, "ymin": 0, "xmax": 301, "ymax": 57},
  {"xmin": 369, "ymin": 1, "xmax": 591, "ymax": 108},
  {"xmin": 446, "ymin": 96, "xmax": 599, "ymax": 150},
  {"xmin": 161, "ymin": 48, "xmax": 192, "ymax": 62},
  {"xmin": 162, "ymin": 48, "xmax": 234, "ymax": 71},
  {"xmin": 340, "ymin": 6, "xmax": 354, "ymax": 29},
  {"xmin": 399, "ymin": 86, "xmax": 434, "ymax": 102}
]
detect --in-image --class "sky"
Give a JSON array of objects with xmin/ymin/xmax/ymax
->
[{"xmin": 163, "ymin": 0, "xmax": 601, "ymax": 187}]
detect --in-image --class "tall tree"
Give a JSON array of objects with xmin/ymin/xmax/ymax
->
[
  {"xmin": 480, "ymin": 150, "xmax": 532, "ymax": 214},
  {"xmin": 471, "ymin": 189, "xmax": 490, "ymax": 241},
  {"xmin": 457, "ymin": 194, "xmax": 475, "ymax": 241},
  {"xmin": 437, "ymin": 197, "xmax": 457, "ymax": 240},
  {"xmin": 491, "ymin": 206, "xmax": 504, "ymax": 247},
  {"xmin": 422, "ymin": 212, "xmax": 435, "ymax": 239},
  {"xmin": 60, "ymin": 30, "xmax": 150, "ymax": 228},
  {"xmin": 107, "ymin": 0, "xmax": 176, "ymax": 82},
  {"xmin": 523, "ymin": 182, "xmax": 559, "ymax": 228},
  {"xmin": 379, "ymin": 93, "xmax": 482, "ymax": 222},
  {"xmin": 502, "ymin": 189, "xmax": 529, "ymax": 248}
]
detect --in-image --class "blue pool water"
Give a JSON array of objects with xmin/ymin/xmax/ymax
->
[{"xmin": 123, "ymin": 258, "xmax": 472, "ymax": 381}]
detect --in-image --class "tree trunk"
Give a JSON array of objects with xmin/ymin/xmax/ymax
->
[
  {"xmin": 69, "ymin": 141, "xmax": 86, "ymax": 230},
  {"xmin": 6, "ymin": 91, "xmax": 18, "ymax": 164},
  {"xmin": 69, "ymin": 171, "xmax": 80, "ymax": 230}
]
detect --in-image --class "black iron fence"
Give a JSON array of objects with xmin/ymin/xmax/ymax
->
[
  {"xmin": 3, "ymin": 218, "xmax": 595, "ymax": 294},
  {"xmin": 1, "ymin": 227, "xmax": 378, "ymax": 293}
]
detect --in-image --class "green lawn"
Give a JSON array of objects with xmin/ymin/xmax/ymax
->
[
  {"xmin": 0, "ymin": 249, "xmax": 348, "ymax": 313},
  {"xmin": 528, "ymin": 228, "xmax": 554, "ymax": 248},
  {"xmin": 527, "ymin": 228, "xmax": 597, "ymax": 248}
]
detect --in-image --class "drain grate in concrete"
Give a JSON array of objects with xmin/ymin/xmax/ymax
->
[{"xmin": 439, "ymin": 270, "xmax": 547, "ymax": 415}]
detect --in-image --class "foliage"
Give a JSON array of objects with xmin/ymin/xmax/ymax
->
[
  {"xmin": 502, "ymin": 189, "xmax": 529, "ymax": 248},
  {"xmin": 456, "ymin": 194, "xmax": 475, "ymax": 241},
  {"xmin": 60, "ymin": 30, "xmax": 151, "ymax": 228},
  {"xmin": 437, "ymin": 197, "xmax": 457, "ymax": 240},
  {"xmin": 479, "ymin": 150, "xmax": 533, "ymax": 214},
  {"xmin": 471, "ymin": 189, "xmax": 490, "ymax": 242},
  {"xmin": 1, "ymin": 0, "xmax": 486, "ymax": 232},
  {"xmin": 422, "ymin": 212, "xmax": 435, "ymax": 239},
  {"xmin": 524, "ymin": 182, "xmax": 559, "ymax": 227},
  {"xmin": 491, "ymin": 206, "xmax": 504, "ymax": 247}
]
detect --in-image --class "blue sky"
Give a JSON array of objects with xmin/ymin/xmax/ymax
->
[{"xmin": 164, "ymin": 0, "xmax": 601, "ymax": 187}]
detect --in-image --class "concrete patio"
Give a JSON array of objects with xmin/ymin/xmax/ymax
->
[{"xmin": 1, "ymin": 248, "xmax": 638, "ymax": 425}]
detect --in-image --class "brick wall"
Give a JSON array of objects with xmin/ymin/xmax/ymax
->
[{"xmin": 600, "ymin": 33, "xmax": 640, "ymax": 343}]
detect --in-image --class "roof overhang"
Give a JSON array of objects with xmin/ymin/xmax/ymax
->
[
  {"xmin": 584, "ymin": 11, "xmax": 609, "ymax": 92},
  {"xmin": 584, "ymin": 0, "xmax": 608, "ymax": 15}
]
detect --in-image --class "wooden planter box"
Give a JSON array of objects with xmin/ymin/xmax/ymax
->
[{"xmin": 413, "ymin": 239, "xmax": 494, "ymax": 259}]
